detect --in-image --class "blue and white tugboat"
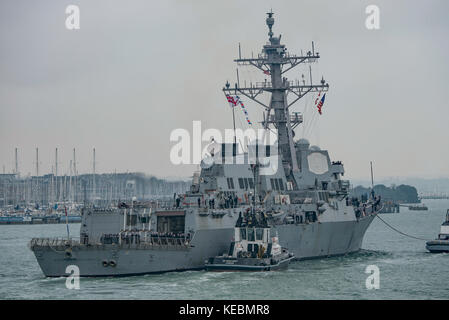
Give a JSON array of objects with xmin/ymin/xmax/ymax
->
[
  {"xmin": 426, "ymin": 209, "xmax": 449, "ymax": 253},
  {"xmin": 205, "ymin": 209, "xmax": 294, "ymax": 272}
]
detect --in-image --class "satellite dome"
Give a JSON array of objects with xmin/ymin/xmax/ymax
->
[
  {"xmin": 310, "ymin": 145, "xmax": 321, "ymax": 151},
  {"xmin": 296, "ymin": 138, "xmax": 310, "ymax": 151}
]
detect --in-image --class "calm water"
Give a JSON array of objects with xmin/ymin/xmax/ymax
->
[{"xmin": 1, "ymin": 199, "xmax": 448, "ymax": 300}]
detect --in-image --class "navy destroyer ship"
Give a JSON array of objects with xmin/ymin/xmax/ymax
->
[{"xmin": 29, "ymin": 12, "xmax": 379, "ymax": 277}]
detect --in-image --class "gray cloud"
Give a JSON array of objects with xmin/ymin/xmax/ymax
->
[{"xmin": 1, "ymin": 0, "xmax": 448, "ymax": 180}]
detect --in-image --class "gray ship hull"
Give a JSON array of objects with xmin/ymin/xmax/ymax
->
[
  {"xmin": 426, "ymin": 240, "xmax": 449, "ymax": 253},
  {"xmin": 31, "ymin": 215, "xmax": 375, "ymax": 277},
  {"xmin": 32, "ymin": 228, "xmax": 233, "ymax": 277},
  {"xmin": 275, "ymin": 215, "xmax": 375, "ymax": 260}
]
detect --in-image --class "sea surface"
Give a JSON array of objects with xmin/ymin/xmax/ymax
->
[{"xmin": 1, "ymin": 199, "xmax": 448, "ymax": 300}]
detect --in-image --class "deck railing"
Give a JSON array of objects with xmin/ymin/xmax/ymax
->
[
  {"xmin": 29, "ymin": 237, "xmax": 80, "ymax": 247},
  {"xmin": 29, "ymin": 233, "xmax": 193, "ymax": 249}
]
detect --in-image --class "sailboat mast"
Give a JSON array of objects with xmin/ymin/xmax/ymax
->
[
  {"xmin": 35, "ymin": 148, "xmax": 39, "ymax": 176},
  {"xmin": 55, "ymin": 148, "xmax": 58, "ymax": 202},
  {"xmin": 73, "ymin": 148, "xmax": 77, "ymax": 202},
  {"xmin": 370, "ymin": 161, "xmax": 374, "ymax": 199},
  {"xmin": 92, "ymin": 147, "xmax": 96, "ymax": 202},
  {"xmin": 14, "ymin": 148, "xmax": 18, "ymax": 176}
]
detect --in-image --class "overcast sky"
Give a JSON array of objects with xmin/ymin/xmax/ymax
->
[{"xmin": 1, "ymin": 0, "xmax": 448, "ymax": 180}]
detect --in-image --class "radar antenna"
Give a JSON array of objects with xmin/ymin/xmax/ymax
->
[{"xmin": 223, "ymin": 12, "xmax": 329, "ymax": 186}]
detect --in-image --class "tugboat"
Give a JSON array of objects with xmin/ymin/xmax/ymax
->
[
  {"xmin": 426, "ymin": 209, "xmax": 449, "ymax": 253},
  {"xmin": 205, "ymin": 209, "xmax": 294, "ymax": 272}
]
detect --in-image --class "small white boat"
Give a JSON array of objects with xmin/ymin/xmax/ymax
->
[{"xmin": 426, "ymin": 209, "xmax": 449, "ymax": 253}]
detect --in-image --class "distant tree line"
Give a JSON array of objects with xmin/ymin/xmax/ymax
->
[{"xmin": 350, "ymin": 184, "xmax": 419, "ymax": 203}]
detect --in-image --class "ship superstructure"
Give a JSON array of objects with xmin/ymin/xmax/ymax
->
[{"xmin": 29, "ymin": 12, "xmax": 378, "ymax": 277}]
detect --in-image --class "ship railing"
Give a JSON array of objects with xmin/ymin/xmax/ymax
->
[
  {"xmin": 114, "ymin": 232, "xmax": 194, "ymax": 248},
  {"xmin": 29, "ymin": 237, "xmax": 80, "ymax": 248},
  {"xmin": 117, "ymin": 236, "xmax": 192, "ymax": 249},
  {"xmin": 156, "ymin": 200, "xmax": 178, "ymax": 209},
  {"xmin": 354, "ymin": 200, "xmax": 381, "ymax": 219},
  {"xmin": 146, "ymin": 235, "xmax": 190, "ymax": 247},
  {"xmin": 30, "ymin": 233, "xmax": 195, "ymax": 249},
  {"xmin": 148, "ymin": 234, "xmax": 192, "ymax": 247},
  {"xmin": 241, "ymin": 80, "xmax": 316, "ymax": 90}
]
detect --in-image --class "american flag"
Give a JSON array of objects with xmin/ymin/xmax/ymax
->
[
  {"xmin": 226, "ymin": 95, "xmax": 239, "ymax": 107},
  {"xmin": 225, "ymin": 95, "xmax": 252, "ymax": 125},
  {"xmin": 263, "ymin": 69, "xmax": 270, "ymax": 75},
  {"xmin": 314, "ymin": 91, "xmax": 321, "ymax": 105},
  {"xmin": 316, "ymin": 93, "xmax": 326, "ymax": 115}
]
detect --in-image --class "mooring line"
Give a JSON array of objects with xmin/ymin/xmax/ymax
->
[{"xmin": 375, "ymin": 214, "xmax": 431, "ymax": 241}]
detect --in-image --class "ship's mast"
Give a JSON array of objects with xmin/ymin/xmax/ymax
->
[{"xmin": 223, "ymin": 11, "xmax": 329, "ymax": 186}]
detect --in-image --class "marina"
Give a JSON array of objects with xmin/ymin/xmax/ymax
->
[{"xmin": 0, "ymin": 214, "xmax": 81, "ymax": 225}]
